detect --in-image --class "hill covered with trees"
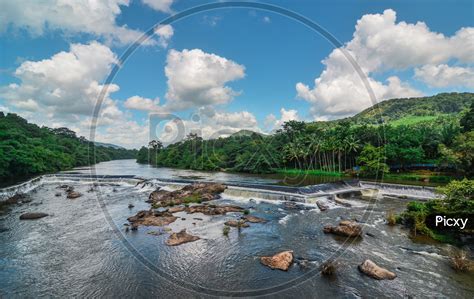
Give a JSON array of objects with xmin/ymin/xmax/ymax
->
[
  {"xmin": 137, "ymin": 93, "xmax": 473, "ymax": 182},
  {"xmin": 0, "ymin": 112, "xmax": 137, "ymax": 184}
]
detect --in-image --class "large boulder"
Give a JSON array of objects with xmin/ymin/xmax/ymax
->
[
  {"xmin": 19, "ymin": 212, "xmax": 48, "ymax": 220},
  {"xmin": 260, "ymin": 250, "xmax": 294, "ymax": 271},
  {"xmin": 166, "ymin": 229, "xmax": 200, "ymax": 246},
  {"xmin": 358, "ymin": 259, "xmax": 396, "ymax": 280},
  {"xmin": 323, "ymin": 220, "xmax": 362, "ymax": 237}
]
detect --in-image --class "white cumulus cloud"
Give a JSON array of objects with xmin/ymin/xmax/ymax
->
[
  {"xmin": 124, "ymin": 96, "xmax": 161, "ymax": 111},
  {"xmin": 264, "ymin": 108, "xmax": 300, "ymax": 132},
  {"xmin": 142, "ymin": 0, "xmax": 175, "ymax": 13},
  {"xmin": 0, "ymin": 0, "xmax": 160, "ymax": 46},
  {"xmin": 296, "ymin": 9, "xmax": 473, "ymax": 118},
  {"xmin": 164, "ymin": 49, "xmax": 246, "ymax": 111},
  {"xmin": 414, "ymin": 64, "xmax": 474, "ymax": 88}
]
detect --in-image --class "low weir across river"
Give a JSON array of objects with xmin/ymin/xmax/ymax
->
[{"xmin": 1, "ymin": 172, "xmax": 439, "ymax": 204}]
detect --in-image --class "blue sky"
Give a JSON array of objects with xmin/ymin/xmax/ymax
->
[{"xmin": 0, "ymin": 0, "xmax": 473, "ymax": 148}]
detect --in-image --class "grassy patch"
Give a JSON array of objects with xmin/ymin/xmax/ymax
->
[
  {"xmin": 181, "ymin": 193, "xmax": 202, "ymax": 204},
  {"xmin": 389, "ymin": 115, "xmax": 439, "ymax": 126},
  {"xmin": 385, "ymin": 173, "xmax": 453, "ymax": 184}
]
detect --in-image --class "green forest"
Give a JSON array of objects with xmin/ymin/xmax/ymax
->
[
  {"xmin": 0, "ymin": 112, "xmax": 137, "ymax": 183},
  {"xmin": 137, "ymin": 92, "xmax": 473, "ymax": 182}
]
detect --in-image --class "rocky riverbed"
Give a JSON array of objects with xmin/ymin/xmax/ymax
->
[{"xmin": 0, "ymin": 166, "xmax": 473, "ymax": 297}]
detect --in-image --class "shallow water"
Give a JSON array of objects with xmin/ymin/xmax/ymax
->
[{"xmin": 0, "ymin": 160, "xmax": 473, "ymax": 298}]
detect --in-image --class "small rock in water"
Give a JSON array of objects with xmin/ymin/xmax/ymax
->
[
  {"xmin": 55, "ymin": 192, "xmax": 62, "ymax": 197},
  {"xmin": 224, "ymin": 220, "xmax": 249, "ymax": 228},
  {"xmin": 316, "ymin": 200, "xmax": 328, "ymax": 211},
  {"xmin": 67, "ymin": 191, "xmax": 82, "ymax": 199},
  {"xmin": 323, "ymin": 220, "xmax": 362, "ymax": 237},
  {"xmin": 165, "ymin": 229, "xmax": 200, "ymax": 246},
  {"xmin": 260, "ymin": 250, "xmax": 294, "ymax": 271},
  {"xmin": 128, "ymin": 203, "xmax": 134, "ymax": 209},
  {"xmin": 19, "ymin": 212, "xmax": 48, "ymax": 220},
  {"xmin": 358, "ymin": 259, "xmax": 396, "ymax": 280},
  {"xmin": 241, "ymin": 215, "xmax": 267, "ymax": 223}
]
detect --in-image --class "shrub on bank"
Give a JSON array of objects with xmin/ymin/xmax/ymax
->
[{"xmin": 398, "ymin": 179, "xmax": 473, "ymax": 244}]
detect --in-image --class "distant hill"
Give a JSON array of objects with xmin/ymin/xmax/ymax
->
[
  {"xmin": 350, "ymin": 92, "xmax": 473, "ymax": 124},
  {"xmin": 231, "ymin": 129, "xmax": 266, "ymax": 137},
  {"xmin": 94, "ymin": 141, "xmax": 125, "ymax": 149}
]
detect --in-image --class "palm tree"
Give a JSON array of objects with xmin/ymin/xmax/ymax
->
[{"xmin": 345, "ymin": 136, "xmax": 361, "ymax": 169}]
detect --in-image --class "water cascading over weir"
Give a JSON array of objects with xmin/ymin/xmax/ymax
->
[{"xmin": 1, "ymin": 173, "xmax": 439, "ymax": 204}]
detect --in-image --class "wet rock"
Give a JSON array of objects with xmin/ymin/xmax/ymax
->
[
  {"xmin": 323, "ymin": 220, "xmax": 362, "ymax": 237},
  {"xmin": 242, "ymin": 215, "xmax": 267, "ymax": 223},
  {"xmin": 185, "ymin": 204, "xmax": 243, "ymax": 215},
  {"xmin": 166, "ymin": 229, "xmax": 200, "ymax": 246},
  {"xmin": 358, "ymin": 259, "xmax": 396, "ymax": 280},
  {"xmin": 66, "ymin": 191, "xmax": 82, "ymax": 199},
  {"xmin": 127, "ymin": 210, "xmax": 177, "ymax": 227},
  {"xmin": 193, "ymin": 217, "xmax": 203, "ymax": 221},
  {"xmin": 334, "ymin": 197, "xmax": 352, "ymax": 207},
  {"xmin": 128, "ymin": 203, "xmax": 134, "ymax": 209},
  {"xmin": 316, "ymin": 200, "xmax": 328, "ymax": 211},
  {"xmin": 131, "ymin": 223, "xmax": 138, "ymax": 231},
  {"xmin": 260, "ymin": 250, "xmax": 294, "ymax": 271},
  {"xmin": 2, "ymin": 193, "xmax": 26, "ymax": 205},
  {"xmin": 147, "ymin": 231, "xmax": 163, "ymax": 236},
  {"xmin": 365, "ymin": 232, "xmax": 376, "ymax": 238},
  {"xmin": 65, "ymin": 186, "xmax": 74, "ymax": 193},
  {"xmin": 168, "ymin": 206, "xmax": 185, "ymax": 213},
  {"xmin": 224, "ymin": 220, "xmax": 249, "ymax": 228},
  {"xmin": 282, "ymin": 201, "xmax": 299, "ymax": 210},
  {"xmin": 55, "ymin": 192, "xmax": 62, "ymax": 197},
  {"xmin": 19, "ymin": 212, "xmax": 48, "ymax": 220}
]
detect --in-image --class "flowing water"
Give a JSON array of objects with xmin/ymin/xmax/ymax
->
[{"xmin": 0, "ymin": 160, "xmax": 473, "ymax": 298}]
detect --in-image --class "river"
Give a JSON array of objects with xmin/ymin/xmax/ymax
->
[{"xmin": 0, "ymin": 160, "xmax": 472, "ymax": 298}]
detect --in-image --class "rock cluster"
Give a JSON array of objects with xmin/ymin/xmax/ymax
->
[{"xmin": 147, "ymin": 183, "xmax": 226, "ymax": 207}]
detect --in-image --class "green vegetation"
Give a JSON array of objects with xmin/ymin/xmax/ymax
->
[
  {"xmin": 449, "ymin": 248, "xmax": 473, "ymax": 272},
  {"xmin": 0, "ymin": 112, "xmax": 137, "ymax": 182},
  {"xmin": 399, "ymin": 179, "xmax": 474, "ymax": 244},
  {"xmin": 223, "ymin": 225, "xmax": 230, "ymax": 236},
  {"xmin": 138, "ymin": 93, "xmax": 473, "ymax": 181},
  {"xmin": 386, "ymin": 210, "xmax": 397, "ymax": 226},
  {"xmin": 182, "ymin": 194, "xmax": 202, "ymax": 204},
  {"xmin": 275, "ymin": 168, "xmax": 343, "ymax": 177}
]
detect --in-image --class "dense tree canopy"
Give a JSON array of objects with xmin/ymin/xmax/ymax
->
[
  {"xmin": 0, "ymin": 113, "xmax": 137, "ymax": 181},
  {"xmin": 137, "ymin": 93, "xmax": 473, "ymax": 178}
]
